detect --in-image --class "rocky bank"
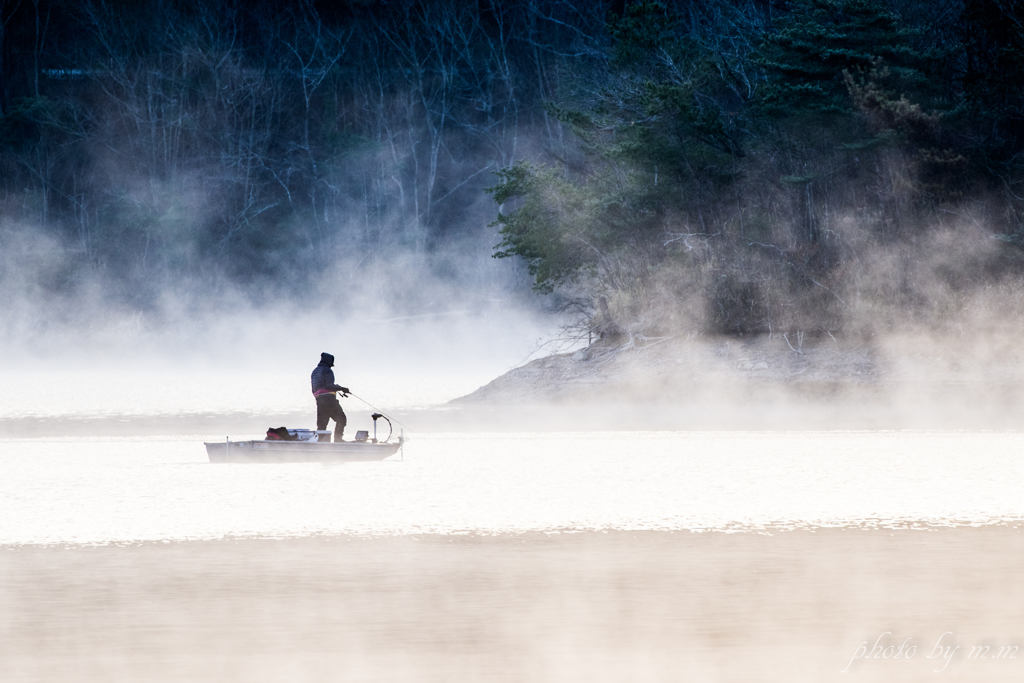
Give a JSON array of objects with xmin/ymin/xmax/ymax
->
[{"xmin": 451, "ymin": 332, "xmax": 1024, "ymax": 409}]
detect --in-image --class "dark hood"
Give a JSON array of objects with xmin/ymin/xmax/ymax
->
[{"xmin": 319, "ymin": 352, "xmax": 335, "ymax": 367}]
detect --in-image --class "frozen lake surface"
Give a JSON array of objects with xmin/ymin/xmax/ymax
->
[{"xmin": 3, "ymin": 430, "xmax": 1023, "ymax": 545}]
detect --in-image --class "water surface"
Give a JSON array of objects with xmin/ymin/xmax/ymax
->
[{"xmin": 3, "ymin": 430, "xmax": 1022, "ymax": 545}]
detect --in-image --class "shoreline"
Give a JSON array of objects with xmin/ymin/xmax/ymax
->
[{"xmin": 453, "ymin": 333, "xmax": 1024, "ymax": 399}]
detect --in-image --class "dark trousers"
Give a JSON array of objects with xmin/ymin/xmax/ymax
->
[{"xmin": 315, "ymin": 394, "xmax": 347, "ymax": 442}]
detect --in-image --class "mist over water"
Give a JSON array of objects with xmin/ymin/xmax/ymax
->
[
  {"xmin": 4, "ymin": 2, "xmax": 1024, "ymax": 679},
  {"xmin": 2, "ymin": 304, "xmax": 555, "ymax": 415},
  {"xmin": 5, "ymin": 288, "xmax": 1024, "ymax": 683},
  {"xmin": 5, "ymin": 269, "xmax": 1024, "ymax": 549}
]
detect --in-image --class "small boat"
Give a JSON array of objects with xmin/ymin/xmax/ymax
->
[
  {"xmin": 206, "ymin": 414, "xmax": 404, "ymax": 463},
  {"xmin": 205, "ymin": 435, "xmax": 403, "ymax": 463}
]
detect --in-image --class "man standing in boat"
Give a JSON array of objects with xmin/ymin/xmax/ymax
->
[{"xmin": 311, "ymin": 352, "xmax": 350, "ymax": 442}]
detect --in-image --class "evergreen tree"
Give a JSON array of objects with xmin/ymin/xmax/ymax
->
[
  {"xmin": 492, "ymin": 2, "xmax": 744, "ymax": 298},
  {"xmin": 757, "ymin": 0, "xmax": 935, "ymax": 116},
  {"xmin": 963, "ymin": 0, "xmax": 1024, "ymax": 161}
]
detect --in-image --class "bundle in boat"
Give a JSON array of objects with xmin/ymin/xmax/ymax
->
[{"xmin": 265, "ymin": 427, "xmax": 318, "ymax": 442}]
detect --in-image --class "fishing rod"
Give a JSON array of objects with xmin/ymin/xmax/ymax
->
[{"xmin": 346, "ymin": 391, "xmax": 412, "ymax": 434}]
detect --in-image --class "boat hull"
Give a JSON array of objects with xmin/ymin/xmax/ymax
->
[{"xmin": 205, "ymin": 438, "xmax": 402, "ymax": 463}]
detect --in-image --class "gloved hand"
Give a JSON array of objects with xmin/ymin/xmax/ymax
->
[{"xmin": 339, "ymin": 387, "xmax": 350, "ymax": 396}]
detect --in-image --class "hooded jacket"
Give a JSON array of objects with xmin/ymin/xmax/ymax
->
[{"xmin": 311, "ymin": 356, "xmax": 345, "ymax": 397}]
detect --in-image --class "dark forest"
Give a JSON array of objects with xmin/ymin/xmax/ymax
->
[{"xmin": 3, "ymin": 0, "xmax": 1024, "ymax": 340}]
